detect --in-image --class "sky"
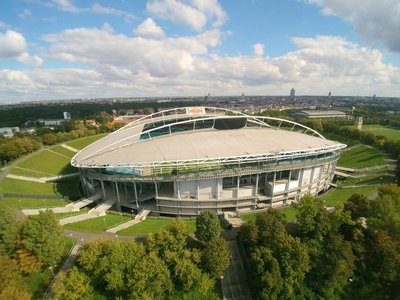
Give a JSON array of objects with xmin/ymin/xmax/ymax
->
[{"xmin": 0, "ymin": 0, "xmax": 400, "ymax": 103}]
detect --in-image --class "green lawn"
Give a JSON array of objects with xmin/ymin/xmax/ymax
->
[
  {"xmin": 241, "ymin": 206, "xmax": 298, "ymax": 222},
  {"xmin": 337, "ymin": 175, "xmax": 393, "ymax": 186},
  {"xmin": 0, "ymin": 197, "xmax": 69, "ymax": 209},
  {"xmin": 337, "ymin": 145, "xmax": 387, "ymax": 168},
  {"xmin": 56, "ymin": 208, "xmax": 89, "ymax": 219},
  {"xmin": 361, "ymin": 125, "xmax": 400, "ymax": 141},
  {"xmin": 51, "ymin": 145, "xmax": 76, "ymax": 158},
  {"xmin": 117, "ymin": 218, "xmax": 197, "ymax": 236},
  {"xmin": 64, "ymin": 134, "xmax": 107, "ymax": 150},
  {"xmin": 63, "ymin": 214, "xmax": 131, "ymax": 232},
  {"xmin": 18, "ymin": 149, "xmax": 77, "ymax": 177},
  {"xmin": 322, "ymin": 132, "xmax": 358, "ymax": 146},
  {"xmin": 0, "ymin": 177, "xmax": 81, "ymax": 199},
  {"xmin": 320, "ymin": 186, "xmax": 378, "ymax": 207}
]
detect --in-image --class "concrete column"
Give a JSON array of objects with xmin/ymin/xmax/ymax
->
[
  {"xmin": 309, "ymin": 167, "xmax": 315, "ymax": 192},
  {"xmin": 237, "ymin": 176, "xmax": 240, "ymax": 199},
  {"xmin": 176, "ymin": 181, "xmax": 181, "ymax": 199},
  {"xmin": 197, "ymin": 180, "xmax": 200, "ymax": 199},
  {"xmin": 216, "ymin": 179, "xmax": 220, "ymax": 200},
  {"xmin": 271, "ymin": 172, "xmax": 276, "ymax": 206},
  {"xmin": 134, "ymin": 182, "xmax": 139, "ymax": 208},
  {"xmin": 115, "ymin": 182, "xmax": 121, "ymax": 211},
  {"xmin": 285, "ymin": 170, "xmax": 291, "ymax": 192},
  {"xmin": 155, "ymin": 182, "xmax": 158, "ymax": 197},
  {"xmin": 255, "ymin": 173, "xmax": 259, "ymax": 197},
  {"xmin": 100, "ymin": 180, "xmax": 106, "ymax": 199},
  {"xmin": 124, "ymin": 183, "xmax": 128, "ymax": 198}
]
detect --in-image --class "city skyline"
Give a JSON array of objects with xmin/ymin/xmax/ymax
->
[{"xmin": 1, "ymin": 0, "xmax": 400, "ymax": 102}]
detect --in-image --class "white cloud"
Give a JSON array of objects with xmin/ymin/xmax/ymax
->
[
  {"xmin": 306, "ymin": 0, "xmax": 400, "ymax": 52},
  {"xmin": 42, "ymin": 25, "xmax": 221, "ymax": 77},
  {"xmin": 49, "ymin": 0, "xmax": 136, "ymax": 21},
  {"xmin": 0, "ymin": 30, "xmax": 27, "ymax": 58},
  {"xmin": 19, "ymin": 9, "xmax": 32, "ymax": 19},
  {"xmin": 253, "ymin": 43, "xmax": 265, "ymax": 57},
  {"xmin": 147, "ymin": 0, "xmax": 226, "ymax": 31},
  {"xmin": 18, "ymin": 53, "xmax": 44, "ymax": 67},
  {"xmin": 134, "ymin": 18, "xmax": 165, "ymax": 39},
  {"xmin": 1, "ymin": 28, "xmax": 399, "ymax": 102},
  {"xmin": 0, "ymin": 30, "xmax": 43, "ymax": 67},
  {"xmin": 50, "ymin": 0, "xmax": 80, "ymax": 13}
]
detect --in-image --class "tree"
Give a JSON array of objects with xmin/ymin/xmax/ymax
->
[
  {"xmin": 296, "ymin": 195, "xmax": 331, "ymax": 242},
  {"xmin": 195, "ymin": 211, "xmax": 221, "ymax": 243},
  {"xmin": 249, "ymin": 246, "xmax": 283, "ymax": 300},
  {"xmin": 78, "ymin": 239, "xmax": 173, "ymax": 298},
  {"xmin": 240, "ymin": 219, "xmax": 259, "ymax": 246},
  {"xmin": 202, "ymin": 237, "xmax": 230, "ymax": 279},
  {"xmin": 53, "ymin": 267, "xmax": 92, "ymax": 300},
  {"xmin": 20, "ymin": 210, "xmax": 66, "ymax": 267},
  {"xmin": 147, "ymin": 219, "xmax": 188, "ymax": 257},
  {"xmin": 0, "ymin": 204, "xmax": 18, "ymax": 255},
  {"xmin": 343, "ymin": 193, "xmax": 370, "ymax": 220},
  {"xmin": 0, "ymin": 255, "xmax": 31, "ymax": 300}
]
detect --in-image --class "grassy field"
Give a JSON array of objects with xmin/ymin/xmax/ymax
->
[
  {"xmin": 63, "ymin": 214, "xmax": 131, "ymax": 232},
  {"xmin": 0, "ymin": 177, "xmax": 81, "ymax": 199},
  {"xmin": 64, "ymin": 134, "xmax": 107, "ymax": 150},
  {"xmin": 322, "ymin": 132, "xmax": 359, "ymax": 146},
  {"xmin": 14, "ymin": 149, "xmax": 76, "ymax": 177},
  {"xmin": 51, "ymin": 145, "xmax": 76, "ymax": 158},
  {"xmin": 360, "ymin": 125, "xmax": 400, "ymax": 141},
  {"xmin": 117, "ymin": 218, "xmax": 197, "ymax": 236},
  {"xmin": 241, "ymin": 206, "xmax": 298, "ymax": 222},
  {"xmin": 338, "ymin": 145, "xmax": 387, "ymax": 168},
  {"xmin": 337, "ymin": 175, "xmax": 393, "ymax": 186},
  {"xmin": 321, "ymin": 186, "xmax": 378, "ymax": 207},
  {"xmin": 0, "ymin": 197, "xmax": 69, "ymax": 209},
  {"xmin": 56, "ymin": 208, "xmax": 89, "ymax": 219}
]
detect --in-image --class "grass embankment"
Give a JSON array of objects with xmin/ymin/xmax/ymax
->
[
  {"xmin": 63, "ymin": 214, "xmax": 132, "ymax": 232},
  {"xmin": 321, "ymin": 187, "xmax": 378, "ymax": 207},
  {"xmin": 359, "ymin": 125, "xmax": 400, "ymax": 141},
  {"xmin": 322, "ymin": 132, "xmax": 359, "ymax": 146},
  {"xmin": 241, "ymin": 206, "xmax": 298, "ymax": 222},
  {"xmin": 64, "ymin": 133, "xmax": 107, "ymax": 150},
  {"xmin": 0, "ymin": 197, "xmax": 70, "ymax": 209},
  {"xmin": 118, "ymin": 218, "xmax": 197, "ymax": 236},
  {"xmin": 1, "ymin": 134, "xmax": 107, "ymax": 200},
  {"xmin": 338, "ymin": 145, "xmax": 388, "ymax": 168}
]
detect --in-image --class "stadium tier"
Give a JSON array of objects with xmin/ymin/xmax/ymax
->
[{"xmin": 72, "ymin": 107, "xmax": 346, "ymax": 216}]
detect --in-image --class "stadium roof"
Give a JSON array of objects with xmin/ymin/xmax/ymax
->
[{"xmin": 72, "ymin": 107, "xmax": 346, "ymax": 168}]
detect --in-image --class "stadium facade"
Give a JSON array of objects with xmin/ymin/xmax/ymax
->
[{"xmin": 72, "ymin": 107, "xmax": 346, "ymax": 216}]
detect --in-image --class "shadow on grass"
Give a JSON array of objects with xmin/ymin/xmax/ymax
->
[{"xmin": 54, "ymin": 164, "xmax": 82, "ymax": 200}]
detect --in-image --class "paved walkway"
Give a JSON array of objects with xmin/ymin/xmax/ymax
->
[
  {"xmin": 221, "ymin": 231, "xmax": 252, "ymax": 300},
  {"xmin": 61, "ymin": 144, "xmax": 79, "ymax": 152},
  {"xmin": 106, "ymin": 209, "xmax": 150, "ymax": 233},
  {"xmin": 6, "ymin": 172, "xmax": 79, "ymax": 183},
  {"xmin": 60, "ymin": 199, "xmax": 115, "ymax": 225}
]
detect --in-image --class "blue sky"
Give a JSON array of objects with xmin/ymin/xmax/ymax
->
[{"xmin": 0, "ymin": 0, "xmax": 399, "ymax": 102}]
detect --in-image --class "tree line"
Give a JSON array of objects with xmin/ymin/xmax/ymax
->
[
  {"xmin": 53, "ymin": 212, "xmax": 229, "ymax": 299},
  {"xmin": 241, "ymin": 184, "xmax": 400, "ymax": 299},
  {"xmin": 0, "ymin": 207, "xmax": 230, "ymax": 299},
  {"xmin": 0, "ymin": 208, "xmax": 68, "ymax": 299}
]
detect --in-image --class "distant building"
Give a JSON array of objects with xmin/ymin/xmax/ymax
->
[
  {"xmin": 63, "ymin": 112, "xmax": 71, "ymax": 120},
  {"xmin": 36, "ymin": 119, "xmax": 65, "ymax": 126},
  {"xmin": 0, "ymin": 127, "xmax": 19, "ymax": 138},
  {"xmin": 290, "ymin": 88, "xmax": 295, "ymax": 101},
  {"xmin": 291, "ymin": 110, "xmax": 348, "ymax": 119},
  {"xmin": 85, "ymin": 120, "xmax": 97, "ymax": 127}
]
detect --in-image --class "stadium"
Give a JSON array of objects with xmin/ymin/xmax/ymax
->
[{"xmin": 71, "ymin": 107, "xmax": 346, "ymax": 216}]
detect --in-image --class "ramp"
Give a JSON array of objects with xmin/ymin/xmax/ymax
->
[
  {"xmin": 60, "ymin": 198, "xmax": 115, "ymax": 225},
  {"xmin": 106, "ymin": 209, "xmax": 150, "ymax": 233},
  {"xmin": 66, "ymin": 194, "xmax": 101, "ymax": 210}
]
